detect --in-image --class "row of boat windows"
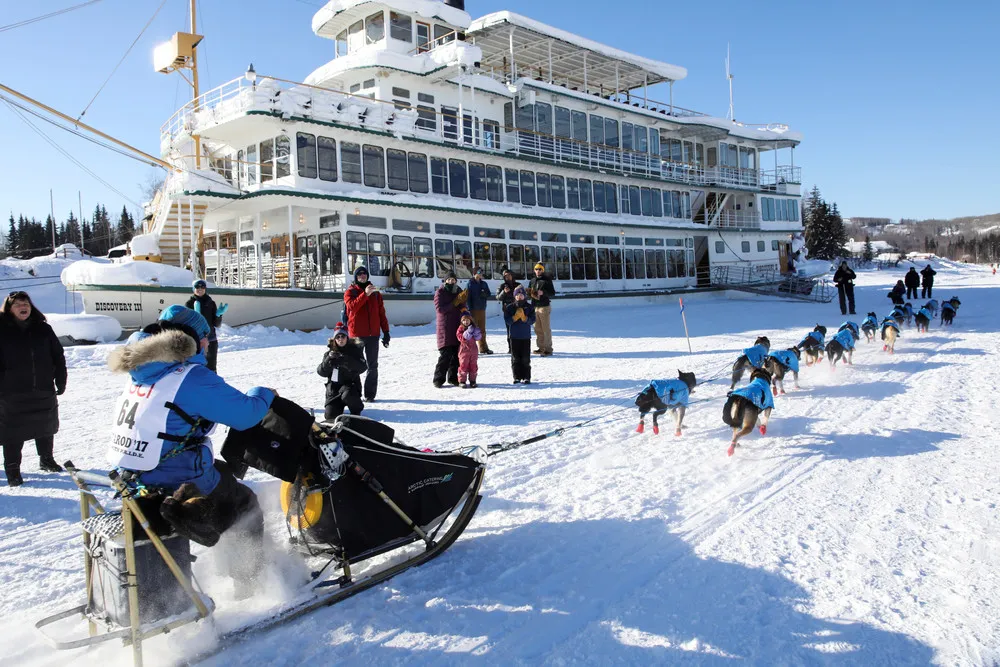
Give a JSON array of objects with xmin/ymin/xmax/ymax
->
[
  {"xmin": 334, "ymin": 11, "xmax": 455, "ymax": 58},
  {"xmin": 716, "ymin": 240, "xmax": 781, "ymax": 254},
  {"xmin": 761, "ymin": 197, "xmax": 799, "ymax": 222},
  {"xmin": 225, "ymin": 133, "xmax": 693, "ymax": 219},
  {"xmin": 508, "ymin": 102, "xmax": 757, "ymax": 168}
]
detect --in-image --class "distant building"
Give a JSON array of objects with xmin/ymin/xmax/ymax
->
[{"xmin": 844, "ymin": 238, "xmax": 896, "ymax": 258}]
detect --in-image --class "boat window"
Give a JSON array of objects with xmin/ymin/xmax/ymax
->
[
  {"xmin": 592, "ymin": 180, "xmax": 605, "ymax": 213},
  {"xmin": 246, "ymin": 144, "xmax": 257, "ymax": 185},
  {"xmin": 236, "ymin": 149, "xmax": 244, "ymax": 188},
  {"xmin": 392, "ymin": 87, "xmax": 411, "ymax": 111},
  {"xmin": 662, "ymin": 191, "xmax": 673, "ymax": 217},
  {"xmin": 597, "ymin": 248, "xmax": 611, "ymax": 280},
  {"xmin": 435, "ymin": 223, "xmax": 469, "ymax": 236},
  {"xmin": 757, "ymin": 240, "xmax": 766, "ymax": 252},
  {"xmin": 275, "ymin": 135, "xmax": 290, "ymax": 179},
  {"xmin": 541, "ymin": 246, "xmax": 555, "ymax": 272},
  {"xmin": 629, "ymin": 186, "xmax": 641, "ymax": 216},
  {"xmin": 347, "ymin": 231, "xmax": 368, "ymax": 273},
  {"xmin": 474, "ymin": 242, "xmax": 492, "ymax": 278},
  {"xmin": 634, "ymin": 247, "xmax": 646, "ymax": 278},
  {"xmin": 609, "ymin": 248, "xmax": 623, "ymax": 279},
  {"xmin": 685, "ymin": 141, "xmax": 695, "ymax": 164},
  {"xmin": 673, "ymin": 192, "xmax": 683, "ymax": 218},
  {"xmin": 715, "ymin": 241, "xmax": 725, "ymax": 253},
  {"xmin": 508, "ymin": 245, "xmax": 524, "ymax": 279},
  {"xmin": 367, "ymin": 234, "xmax": 390, "ymax": 276},
  {"xmin": 524, "ymin": 245, "xmax": 540, "ymax": 269},
  {"xmin": 570, "ymin": 247, "xmax": 585, "ymax": 280},
  {"xmin": 435, "ymin": 239, "xmax": 453, "ymax": 277},
  {"xmin": 414, "ymin": 236, "xmax": 433, "ymax": 277},
  {"xmin": 597, "ymin": 236, "xmax": 619, "ymax": 246},
  {"xmin": 741, "ymin": 241, "xmax": 751, "ymax": 253},
  {"xmin": 536, "ymin": 173, "xmax": 551, "ymax": 207},
  {"xmin": 624, "ymin": 249, "xmax": 635, "ymax": 279},
  {"xmin": 365, "ymin": 12, "xmax": 384, "ymax": 44},
  {"xmin": 392, "ymin": 235, "xmax": 413, "ymax": 276},
  {"xmin": 650, "ymin": 188, "xmax": 663, "ymax": 217},
  {"xmin": 349, "ymin": 83, "xmax": 361, "ymax": 94},
  {"xmin": 407, "ymin": 152, "xmax": 428, "ymax": 193},
  {"xmin": 579, "ymin": 179, "xmax": 592, "ymax": 211},
  {"xmin": 635, "ymin": 126, "xmax": 648, "ymax": 154},
  {"xmin": 341, "ymin": 143, "xmax": 361, "ymax": 183},
  {"xmin": 416, "ymin": 105, "xmax": 436, "ymax": 131},
  {"xmin": 347, "ymin": 20, "xmax": 364, "ymax": 52},
  {"xmin": 566, "ymin": 178, "xmax": 579, "ymax": 210},
  {"xmin": 387, "ymin": 149, "xmax": 408, "ymax": 191},
  {"xmin": 448, "ymin": 159, "xmax": 468, "ymax": 198},
  {"xmin": 505, "ymin": 169, "xmax": 520, "ymax": 203},
  {"xmin": 296, "ymin": 133, "xmax": 317, "ymax": 179},
  {"xmin": 393, "ymin": 219, "xmax": 429, "ymax": 233},
  {"xmin": 485, "ymin": 165, "xmax": 503, "ymax": 202},
  {"xmin": 550, "ymin": 176, "xmax": 565, "ymax": 209},
  {"xmin": 346, "ymin": 215, "xmax": 387, "ymax": 229},
  {"xmin": 469, "ymin": 162, "xmax": 487, "ymax": 200},
  {"xmin": 571, "ymin": 110, "xmax": 587, "ymax": 142},
  {"xmin": 589, "ymin": 115, "xmax": 604, "ymax": 145},
  {"xmin": 319, "ymin": 214, "xmax": 339, "ymax": 229},
  {"xmin": 555, "ymin": 107, "xmax": 571, "ymax": 138},
  {"xmin": 415, "ymin": 22, "xmax": 431, "ymax": 52},
  {"xmin": 389, "ymin": 12, "xmax": 412, "ymax": 42},
  {"xmin": 316, "ymin": 136, "xmax": 337, "ymax": 182},
  {"xmin": 605, "ymin": 182, "xmax": 618, "ymax": 214},
  {"xmin": 707, "ymin": 146, "xmax": 717, "ymax": 167},
  {"xmin": 482, "ymin": 119, "xmax": 499, "ymax": 149},
  {"xmin": 454, "ymin": 241, "xmax": 473, "ymax": 278},
  {"xmin": 673, "ymin": 248, "xmax": 687, "ymax": 278},
  {"xmin": 696, "ymin": 143, "xmax": 704, "ymax": 166},
  {"xmin": 671, "ymin": 140, "xmax": 683, "ymax": 163},
  {"xmin": 259, "ymin": 138, "xmax": 274, "ymax": 183},
  {"xmin": 336, "ymin": 30, "xmax": 348, "ymax": 57},
  {"xmin": 534, "ymin": 103, "xmax": 553, "ymax": 136},
  {"xmin": 645, "ymin": 250, "xmax": 662, "ymax": 279},
  {"xmin": 491, "ymin": 244, "xmax": 508, "ymax": 277},
  {"xmin": 418, "ymin": 92, "xmax": 434, "ymax": 104},
  {"xmin": 441, "ymin": 106, "xmax": 458, "ymax": 141},
  {"xmin": 363, "ymin": 145, "xmax": 385, "ymax": 188},
  {"xmin": 640, "ymin": 187, "xmax": 652, "ymax": 217},
  {"xmin": 430, "ymin": 157, "xmax": 448, "ymax": 194},
  {"xmin": 519, "ymin": 171, "xmax": 536, "ymax": 206},
  {"xmin": 604, "ymin": 119, "xmax": 619, "ymax": 148},
  {"xmin": 433, "ymin": 23, "xmax": 453, "ymax": 46},
  {"xmin": 619, "ymin": 186, "xmax": 630, "ymax": 215},
  {"xmin": 621, "ymin": 122, "xmax": 633, "ymax": 151},
  {"xmin": 319, "ymin": 232, "xmax": 343, "ymax": 276}
]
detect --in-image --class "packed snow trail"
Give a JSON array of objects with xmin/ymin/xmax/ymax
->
[{"xmin": 0, "ymin": 259, "xmax": 997, "ymax": 665}]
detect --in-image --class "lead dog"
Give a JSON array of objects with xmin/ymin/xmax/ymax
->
[
  {"xmin": 764, "ymin": 347, "xmax": 801, "ymax": 395},
  {"xmin": 860, "ymin": 312, "xmax": 879, "ymax": 343},
  {"xmin": 941, "ymin": 297, "xmax": 961, "ymax": 325},
  {"xmin": 723, "ymin": 368, "xmax": 774, "ymax": 457},
  {"xmin": 827, "ymin": 325, "xmax": 857, "ymax": 369},
  {"xmin": 730, "ymin": 336, "xmax": 771, "ymax": 389}
]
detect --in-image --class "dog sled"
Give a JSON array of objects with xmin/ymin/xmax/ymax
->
[{"xmin": 35, "ymin": 399, "xmax": 486, "ymax": 666}]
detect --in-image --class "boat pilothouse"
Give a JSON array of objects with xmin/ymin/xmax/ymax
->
[{"xmin": 81, "ymin": 0, "xmax": 804, "ymax": 329}]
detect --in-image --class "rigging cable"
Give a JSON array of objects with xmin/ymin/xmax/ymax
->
[
  {"xmin": 0, "ymin": 0, "xmax": 103, "ymax": 34},
  {"xmin": 76, "ymin": 0, "xmax": 171, "ymax": 122}
]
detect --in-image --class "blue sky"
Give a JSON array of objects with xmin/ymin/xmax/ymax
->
[{"xmin": 1, "ymin": 0, "xmax": 997, "ymax": 224}]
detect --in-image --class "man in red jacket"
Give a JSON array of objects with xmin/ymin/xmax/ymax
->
[{"xmin": 344, "ymin": 266, "xmax": 390, "ymax": 401}]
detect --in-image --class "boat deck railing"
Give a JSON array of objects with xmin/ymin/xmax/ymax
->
[
  {"xmin": 209, "ymin": 254, "xmax": 348, "ymax": 291},
  {"xmin": 711, "ymin": 264, "xmax": 833, "ymax": 303}
]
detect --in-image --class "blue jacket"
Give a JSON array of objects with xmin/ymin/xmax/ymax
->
[
  {"xmin": 917, "ymin": 307, "xmax": 932, "ymax": 320},
  {"xmin": 111, "ymin": 330, "xmax": 275, "ymax": 494},
  {"xmin": 798, "ymin": 331, "xmax": 825, "ymax": 350},
  {"xmin": 731, "ymin": 377, "xmax": 774, "ymax": 411},
  {"xmin": 465, "ymin": 277, "xmax": 491, "ymax": 311},
  {"xmin": 862, "ymin": 314, "xmax": 878, "ymax": 330},
  {"xmin": 503, "ymin": 301, "xmax": 535, "ymax": 339},
  {"xmin": 642, "ymin": 379, "xmax": 690, "ymax": 407},
  {"xmin": 832, "ymin": 329, "xmax": 856, "ymax": 351},
  {"xmin": 768, "ymin": 350, "xmax": 799, "ymax": 373},
  {"xmin": 741, "ymin": 344, "xmax": 768, "ymax": 368},
  {"xmin": 881, "ymin": 318, "xmax": 900, "ymax": 334}
]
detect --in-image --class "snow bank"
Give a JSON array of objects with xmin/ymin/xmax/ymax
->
[
  {"xmin": 794, "ymin": 258, "xmax": 831, "ymax": 278},
  {"xmin": 47, "ymin": 313, "xmax": 121, "ymax": 343},
  {"xmin": 129, "ymin": 233, "xmax": 159, "ymax": 257},
  {"xmin": 61, "ymin": 259, "xmax": 195, "ymax": 287}
]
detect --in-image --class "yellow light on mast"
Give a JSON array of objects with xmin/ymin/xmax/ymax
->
[{"xmin": 153, "ymin": 32, "xmax": 204, "ymax": 75}]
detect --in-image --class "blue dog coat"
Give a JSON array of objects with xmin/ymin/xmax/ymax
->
[
  {"xmin": 767, "ymin": 350, "xmax": 799, "ymax": 373},
  {"xmin": 731, "ymin": 377, "xmax": 775, "ymax": 411}
]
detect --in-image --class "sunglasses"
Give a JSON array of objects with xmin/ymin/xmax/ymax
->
[
  {"xmin": 8, "ymin": 291, "xmax": 28, "ymax": 299},
  {"xmin": 334, "ymin": 333, "xmax": 348, "ymax": 339}
]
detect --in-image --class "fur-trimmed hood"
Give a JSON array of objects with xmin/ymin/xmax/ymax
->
[{"xmin": 108, "ymin": 329, "xmax": 201, "ymax": 381}]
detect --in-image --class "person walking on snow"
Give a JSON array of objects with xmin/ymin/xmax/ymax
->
[
  {"xmin": 920, "ymin": 264, "xmax": 936, "ymax": 298},
  {"xmin": 106, "ymin": 305, "xmax": 275, "ymax": 585},
  {"xmin": 505, "ymin": 286, "xmax": 535, "ymax": 384},
  {"xmin": 456, "ymin": 310, "xmax": 481, "ymax": 388},
  {"xmin": 466, "ymin": 267, "xmax": 493, "ymax": 355},
  {"xmin": 495, "ymin": 267, "xmax": 521, "ymax": 353},
  {"xmin": 904, "ymin": 267, "xmax": 921, "ymax": 300},
  {"xmin": 528, "ymin": 263, "xmax": 556, "ymax": 355},
  {"xmin": 344, "ymin": 266, "xmax": 390, "ymax": 401},
  {"xmin": 833, "ymin": 261, "xmax": 856, "ymax": 315},
  {"xmin": 185, "ymin": 279, "xmax": 227, "ymax": 372}
]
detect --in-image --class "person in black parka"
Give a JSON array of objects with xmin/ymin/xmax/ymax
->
[
  {"xmin": 317, "ymin": 322, "xmax": 368, "ymax": 420},
  {"xmin": 904, "ymin": 267, "xmax": 921, "ymax": 300},
  {"xmin": 920, "ymin": 264, "xmax": 937, "ymax": 298},
  {"xmin": 833, "ymin": 261, "xmax": 857, "ymax": 315},
  {"xmin": 0, "ymin": 291, "xmax": 67, "ymax": 486},
  {"xmin": 888, "ymin": 280, "xmax": 906, "ymax": 305},
  {"xmin": 185, "ymin": 279, "xmax": 225, "ymax": 372}
]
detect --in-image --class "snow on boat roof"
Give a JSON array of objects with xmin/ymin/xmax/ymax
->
[
  {"xmin": 468, "ymin": 11, "xmax": 687, "ymax": 93},
  {"xmin": 312, "ymin": 0, "xmax": 471, "ymax": 37}
]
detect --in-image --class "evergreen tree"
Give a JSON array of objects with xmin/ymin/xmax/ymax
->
[
  {"xmin": 82, "ymin": 220, "xmax": 92, "ymax": 254},
  {"xmin": 64, "ymin": 211, "xmax": 82, "ymax": 250},
  {"xmin": 115, "ymin": 205, "xmax": 135, "ymax": 246},
  {"xmin": 862, "ymin": 235, "xmax": 875, "ymax": 262},
  {"xmin": 6, "ymin": 214, "xmax": 18, "ymax": 256},
  {"xmin": 803, "ymin": 186, "xmax": 848, "ymax": 260},
  {"xmin": 44, "ymin": 214, "xmax": 56, "ymax": 252}
]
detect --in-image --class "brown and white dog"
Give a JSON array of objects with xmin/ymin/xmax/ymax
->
[
  {"xmin": 723, "ymin": 368, "xmax": 774, "ymax": 457},
  {"xmin": 881, "ymin": 318, "xmax": 900, "ymax": 354},
  {"xmin": 763, "ymin": 348, "xmax": 800, "ymax": 395}
]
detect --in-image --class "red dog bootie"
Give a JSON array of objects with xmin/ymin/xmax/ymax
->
[
  {"xmin": 759, "ymin": 425, "xmax": 767, "ymax": 435},
  {"xmin": 674, "ymin": 429, "xmax": 682, "ymax": 437},
  {"xmin": 727, "ymin": 443, "xmax": 736, "ymax": 457},
  {"xmin": 636, "ymin": 421, "xmax": 645, "ymax": 434},
  {"xmin": 652, "ymin": 425, "xmax": 660, "ymax": 435}
]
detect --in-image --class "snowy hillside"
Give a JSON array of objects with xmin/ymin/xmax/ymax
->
[{"xmin": 1, "ymin": 260, "xmax": 998, "ymax": 665}]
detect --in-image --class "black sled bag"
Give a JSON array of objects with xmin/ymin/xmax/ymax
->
[{"xmin": 221, "ymin": 396, "xmax": 318, "ymax": 482}]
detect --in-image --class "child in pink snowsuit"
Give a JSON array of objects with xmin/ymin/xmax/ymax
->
[{"xmin": 457, "ymin": 310, "xmax": 481, "ymax": 388}]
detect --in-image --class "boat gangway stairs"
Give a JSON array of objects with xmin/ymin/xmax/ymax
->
[{"xmin": 711, "ymin": 265, "xmax": 834, "ymax": 303}]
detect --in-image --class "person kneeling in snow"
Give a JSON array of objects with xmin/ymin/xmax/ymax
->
[
  {"xmin": 317, "ymin": 322, "xmax": 368, "ymax": 420},
  {"xmin": 107, "ymin": 305, "xmax": 275, "ymax": 587},
  {"xmin": 635, "ymin": 371, "xmax": 696, "ymax": 436}
]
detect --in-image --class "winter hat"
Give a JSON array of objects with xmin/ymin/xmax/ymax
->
[
  {"xmin": 501, "ymin": 266, "xmax": 512, "ymax": 276},
  {"xmin": 473, "ymin": 266, "xmax": 484, "ymax": 276},
  {"xmin": 444, "ymin": 270, "xmax": 458, "ymax": 280},
  {"xmin": 513, "ymin": 285, "xmax": 526, "ymax": 299},
  {"xmin": 354, "ymin": 266, "xmax": 369, "ymax": 280},
  {"xmin": 678, "ymin": 370, "xmax": 697, "ymax": 389},
  {"xmin": 192, "ymin": 279, "xmax": 207, "ymax": 290},
  {"xmin": 159, "ymin": 304, "xmax": 210, "ymax": 340},
  {"xmin": 460, "ymin": 309, "xmax": 472, "ymax": 321},
  {"xmin": 333, "ymin": 321, "xmax": 349, "ymax": 338},
  {"xmin": 533, "ymin": 263, "xmax": 545, "ymax": 270}
]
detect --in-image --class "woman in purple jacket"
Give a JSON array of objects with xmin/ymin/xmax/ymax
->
[{"xmin": 433, "ymin": 272, "xmax": 463, "ymax": 387}]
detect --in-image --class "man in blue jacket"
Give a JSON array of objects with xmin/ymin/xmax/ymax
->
[
  {"xmin": 107, "ymin": 305, "xmax": 275, "ymax": 571},
  {"xmin": 466, "ymin": 266, "xmax": 494, "ymax": 355}
]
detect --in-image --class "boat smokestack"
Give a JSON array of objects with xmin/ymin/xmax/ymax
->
[{"xmin": 443, "ymin": 0, "xmax": 465, "ymax": 10}]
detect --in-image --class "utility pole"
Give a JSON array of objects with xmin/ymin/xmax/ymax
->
[
  {"xmin": 78, "ymin": 191, "xmax": 85, "ymax": 251},
  {"xmin": 49, "ymin": 189, "xmax": 57, "ymax": 252}
]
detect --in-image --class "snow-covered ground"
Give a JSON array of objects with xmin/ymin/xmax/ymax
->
[{"xmin": 1, "ymin": 259, "xmax": 998, "ymax": 666}]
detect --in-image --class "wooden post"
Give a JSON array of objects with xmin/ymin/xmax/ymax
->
[{"xmin": 121, "ymin": 502, "xmax": 144, "ymax": 667}]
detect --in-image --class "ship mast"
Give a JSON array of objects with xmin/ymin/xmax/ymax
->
[{"xmin": 153, "ymin": 0, "xmax": 204, "ymax": 168}]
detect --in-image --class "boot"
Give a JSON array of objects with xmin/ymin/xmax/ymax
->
[
  {"xmin": 39, "ymin": 458, "xmax": 63, "ymax": 473},
  {"xmin": 5, "ymin": 466, "xmax": 22, "ymax": 487}
]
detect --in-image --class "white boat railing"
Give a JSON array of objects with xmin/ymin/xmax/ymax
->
[
  {"xmin": 209, "ymin": 254, "xmax": 348, "ymax": 292},
  {"xmin": 693, "ymin": 211, "xmax": 762, "ymax": 229}
]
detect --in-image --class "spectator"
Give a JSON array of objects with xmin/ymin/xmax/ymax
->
[
  {"xmin": 0, "ymin": 291, "xmax": 67, "ymax": 486},
  {"xmin": 904, "ymin": 267, "xmax": 920, "ymax": 300},
  {"xmin": 466, "ymin": 267, "xmax": 493, "ymax": 355},
  {"xmin": 344, "ymin": 266, "xmax": 390, "ymax": 402},
  {"xmin": 504, "ymin": 286, "xmax": 536, "ymax": 384},
  {"xmin": 456, "ymin": 310, "xmax": 481, "ymax": 388},
  {"xmin": 833, "ymin": 261, "xmax": 856, "ymax": 315},
  {"xmin": 185, "ymin": 279, "xmax": 227, "ymax": 372},
  {"xmin": 888, "ymin": 280, "xmax": 906, "ymax": 305},
  {"xmin": 317, "ymin": 322, "xmax": 367, "ymax": 420},
  {"xmin": 528, "ymin": 262, "xmax": 556, "ymax": 356},
  {"xmin": 433, "ymin": 272, "xmax": 463, "ymax": 388},
  {"xmin": 495, "ymin": 267, "xmax": 521, "ymax": 354},
  {"xmin": 920, "ymin": 264, "xmax": 936, "ymax": 298}
]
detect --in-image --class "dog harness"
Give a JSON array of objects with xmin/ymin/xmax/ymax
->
[
  {"xmin": 798, "ymin": 330, "xmax": 825, "ymax": 351},
  {"xmin": 730, "ymin": 377, "xmax": 775, "ymax": 411},
  {"xmin": 767, "ymin": 350, "xmax": 799, "ymax": 373},
  {"xmin": 862, "ymin": 315, "xmax": 878, "ymax": 330},
  {"xmin": 832, "ymin": 329, "xmax": 856, "ymax": 351},
  {"xmin": 881, "ymin": 318, "xmax": 900, "ymax": 334},
  {"xmin": 839, "ymin": 321, "xmax": 860, "ymax": 339},
  {"xmin": 741, "ymin": 344, "xmax": 769, "ymax": 369},
  {"xmin": 917, "ymin": 307, "xmax": 932, "ymax": 320},
  {"xmin": 641, "ymin": 379, "xmax": 690, "ymax": 407}
]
